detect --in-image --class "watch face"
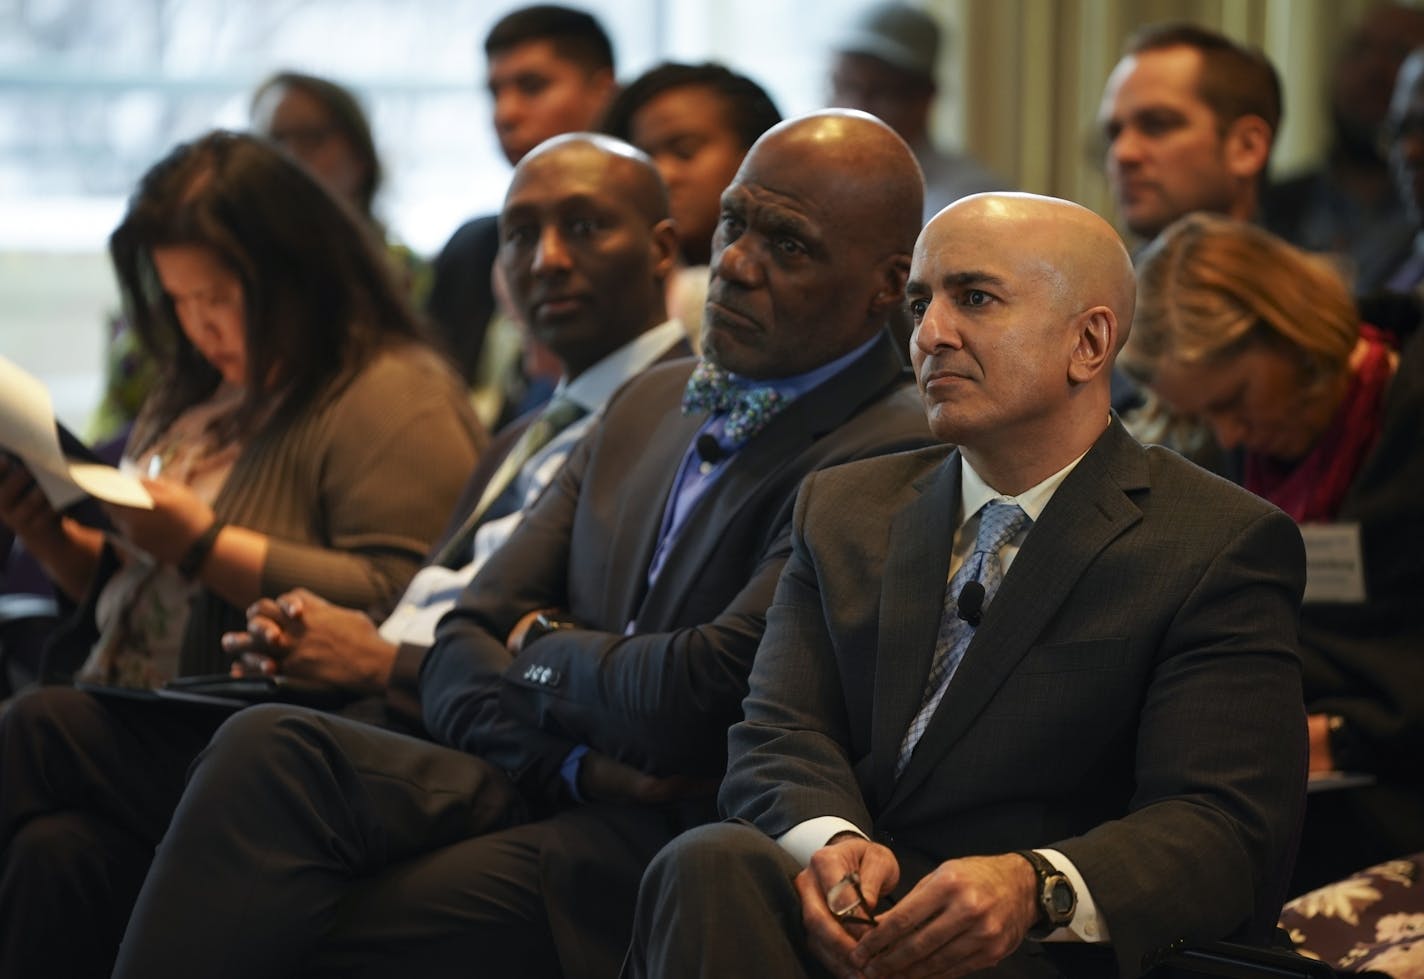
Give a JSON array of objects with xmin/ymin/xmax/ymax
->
[{"xmin": 1047, "ymin": 877, "xmax": 1075, "ymax": 920}]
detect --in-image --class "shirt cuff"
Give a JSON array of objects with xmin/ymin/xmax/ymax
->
[
  {"xmin": 560, "ymin": 744, "xmax": 591, "ymax": 803},
  {"xmin": 1035, "ymin": 848, "xmax": 1110, "ymax": 943},
  {"xmin": 776, "ymin": 816, "xmax": 866, "ymax": 867}
]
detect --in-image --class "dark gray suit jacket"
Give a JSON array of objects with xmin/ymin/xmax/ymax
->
[
  {"xmin": 721, "ymin": 418, "xmax": 1309, "ymax": 977},
  {"xmin": 419, "ymin": 330, "xmax": 932, "ymax": 808}
]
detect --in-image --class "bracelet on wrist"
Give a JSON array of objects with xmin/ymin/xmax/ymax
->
[{"xmin": 178, "ymin": 520, "xmax": 226, "ymax": 580}]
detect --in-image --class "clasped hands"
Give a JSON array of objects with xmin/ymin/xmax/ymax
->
[
  {"xmin": 799, "ymin": 835, "xmax": 1039, "ymax": 979},
  {"xmin": 223, "ymin": 587, "xmax": 395, "ymax": 694}
]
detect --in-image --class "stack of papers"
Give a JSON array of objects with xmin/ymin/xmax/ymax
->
[{"xmin": 0, "ymin": 355, "xmax": 152, "ymax": 510}]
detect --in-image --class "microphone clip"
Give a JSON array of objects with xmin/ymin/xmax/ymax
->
[{"xmin": 956, "ymin": 580, "xmax": 985, "ymax": 627}]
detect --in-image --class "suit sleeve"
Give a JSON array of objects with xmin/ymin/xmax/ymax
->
[
  {"xmin": 492, "ymin": 528, "xmax": 787, "ymax": 782},
  {"xmin": 717, "ymin": 471, "xmax": 877, "ymax": 836},
  {"xmin": 418, "ymin": 426, "xmax": 589, "ymax": 805},
  {"xmin": 422, "ymin": 439, "xmax": 794, "ymax": 807},
  {"xmin": 1055, "ymin": 507, "xmax": 1308, "ymax": 977},
  {"xmin": 491, "ymin": 416, "xmax": 928, "ymax": 785}
]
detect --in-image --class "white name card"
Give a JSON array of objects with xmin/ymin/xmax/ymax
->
[{"xmin": 1300, "ymin": 523, "xmax": 1366, "ymax": 604}]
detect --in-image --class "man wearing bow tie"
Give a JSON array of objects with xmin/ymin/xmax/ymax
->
[
  {"xmin": 111, "ymin": 110, "xmax": 933, "ymax": 979},
  {"xmin": 624, "ymin": 194, "xmax": 1310, "ymax": 979}
]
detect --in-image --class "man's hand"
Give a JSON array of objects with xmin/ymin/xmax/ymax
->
[
  {"xmin": 849, "ymin": 852, "xmax": 1038, "ymax": 979},
  {"xmin": 575, "ymin": 749, "xmax": 719, "ymax": 805},
  {"xmin": 0, "ymin": 454, "xmax": 102, "ymax": 600},
  {"xmin": 797, "ymin": 835, "xmax": 901, "ymax": 979},
  {"xmin": 1307, "ymin": 713, "xmax": 1334, "ymax": 773},
  {"xmin": 506, "ymin": 607, "xmax": 558, "ymax": 653},
  {"xmin": 223, "ymin": 587, "xmax": 396, "ymax": 695},
  {"xmin": 0, "ymin": 454, "xmax": 61, "ymax": 544}
]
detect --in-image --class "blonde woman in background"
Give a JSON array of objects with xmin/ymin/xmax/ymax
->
[{"xmin": 1123, "ymin": 212, "xmax": 1422, "ymax": 893}]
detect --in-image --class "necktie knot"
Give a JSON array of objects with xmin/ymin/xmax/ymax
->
[
  {"xmin": 681, "ymin": 359, "xmax": 787, "ymax": 443},
  {"xmin": 527, "ymin": 396, "xmax": 587, "ymax": 449},
  {"xmin": 972, "ymin": 501, "xmax": 1030, "ymax": 562},
  {"xmin": 429, "ymin": 395, "xmax": 587, "ymax": 569}
]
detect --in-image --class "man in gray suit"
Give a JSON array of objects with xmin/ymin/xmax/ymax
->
[{"xmin": 625, "ymin": 194, "xmax": 1308, "ymax": 979}]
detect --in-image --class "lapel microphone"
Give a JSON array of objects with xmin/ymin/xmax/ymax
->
[
  {"xmin": 957, "ymin": 581, "xmax": 985, "ymax": 626},
  {"xmin": 695, "ymin": 434, "xmax": 726, "ymax": 474}
]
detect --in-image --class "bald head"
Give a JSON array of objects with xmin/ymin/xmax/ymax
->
[
  {"xmin": 511, "ymin": 132, "xmax": 669, "ymax": 223},
  {"xmin": 959, "ymin": 194, "xmax": 1128, "ymax": 317},
  {"xmin": 744, "ymin": 109, "xmax": 924, "ymax": 257},
  {"xmin": 701, "ymin": 110, "xmax": 925, "ymax": 378},
  {"xmin": 907, "ymin": 193, "xmax": 1133, "ymax": 492},
  {"xmin": 499, "ymin": 131, "xmax": 677, "ymax": 379}
]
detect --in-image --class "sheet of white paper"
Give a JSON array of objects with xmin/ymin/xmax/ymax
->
[
  {"xmin": 0, "ymin": 355, "xmax": 152, "ymax": 509},
  {"xmin": 69, "ymin": 463, "xmax": 155, "ymax": 509},
  {"xmin": 1300, "ymin": 523, "xmax": 1366, "ymax": 604}
]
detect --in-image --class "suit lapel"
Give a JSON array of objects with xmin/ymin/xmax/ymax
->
[
  {"xmin": 637, "ymin": 331, "xmax": 908, "ymax": 629},
  {"xmin": 869, "ymin": 455, "xmax": 959, "ymax": 810},
  {"xmin": 884, "ymin": 420, "xmax": 1150, "ymax": 810},
  {"xmin": 592, "ymin": 341, "xmax": 698, "ymax": 620}
]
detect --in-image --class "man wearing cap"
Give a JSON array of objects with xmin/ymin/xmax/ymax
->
[{"xmin": 829, "ymin": 0, "xmax": 1004, "ymax": 222}]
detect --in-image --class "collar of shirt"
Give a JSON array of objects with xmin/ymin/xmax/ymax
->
[
  {"xmin": 724, "ymin": 330, "xmax": 881, "ymax": 406},
  {"xmin": 553, "ymin": 318, "xmax": 685, "ymax": 415},
  {"xmin": 950, "ymin": 447, "xmax": 1090, "ymax": 577}
]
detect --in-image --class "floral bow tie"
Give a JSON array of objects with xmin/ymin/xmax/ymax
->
[{"xmin": 680, "ymin": 359, "xmax": 788, "ymax": 443}]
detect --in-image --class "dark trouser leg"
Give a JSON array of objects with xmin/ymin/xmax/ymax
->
[
  {"xmin": 0, "ymin": 811, "xmax": 152, "ymax": 979},
  {"xmin": 307, "ymin": 817, "xmax": 562, "ymax": 979},
  {"xmin": 1292, "ymin": 783, "xmax": 1424, "ymax": 894},
  {"xmin": 111, "ymin": 703, "xmax": 525, "ymax": 979},
  {"xmin": 0, "ymin": 686, "xmax": 230, "ymax": 979},
  {"xmin": 540, "ymin": 803, "xmax": 696, "ymax": 979},
  {"xmin": 622, "ymin": 821, "xmax": 827, "ymax": 979},
  {"xmin": 304, "ymin": 802, "xmax": 687, "ymax": 979}
]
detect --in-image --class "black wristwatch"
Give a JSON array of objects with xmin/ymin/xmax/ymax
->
[
  {"xmin": 1016, "ymin": 849, "xmax": 1077, "ymax": 939},
  {"xmin": 177, "ymin": 520, "xmax": 226, "ymax": 580}
]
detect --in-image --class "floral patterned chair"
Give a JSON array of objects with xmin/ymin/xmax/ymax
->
[{"xmin": 1281, "ymin": 854, "xmax": 1424, "ymax": 977}]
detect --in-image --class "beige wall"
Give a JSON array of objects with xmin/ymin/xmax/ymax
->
[{"xmin": 924, "ymin": 0, "xmax": 1383, "ymax": 225}]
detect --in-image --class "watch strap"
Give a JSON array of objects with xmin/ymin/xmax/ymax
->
[
  {"xmin": 1015, "ymin": 849, "xmax": 1076, "ymax": 940},
  {"xmin": 524, "ymin": 613, "xmax": 576, "ymax": 648},
  {"xmin": 178, "ymin": 520, "xmax": 226, "ymax": 580}
]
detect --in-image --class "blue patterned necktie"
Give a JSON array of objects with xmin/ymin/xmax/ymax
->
[
  {"xmin": 896, "ymin": 500, "xmax": 1032, "ymax": 776},
  {"xmin": 680, "ymin": 359, "xmax": 787, "ymax": 443}
]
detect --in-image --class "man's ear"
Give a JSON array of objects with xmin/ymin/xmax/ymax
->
[
  {"xmin": 1224, "ymin": 114, "xmax": 1272, "ymax": 181},
  {"xmin": 588, "ymin": 66, "xmax": 616, "ymax": 99},
  {"xmin": 581, "ymin": 66, "xmax": 617, "ymax": 121},
  {"xmin": 650, "ymin": 218, "xmax": 680, "ymax": 282},
  {"xmin": 1067, "ymin": 305, "xmax": 1117, "ymax": 384},
  {"xmin": 869, "ymin": 253, "xmax": 912, "ymax": 317}
]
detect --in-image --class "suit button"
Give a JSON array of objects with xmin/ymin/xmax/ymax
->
[{"xmin": 878, "ymin": 831, "xmax": 895, "ymax": 844}]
